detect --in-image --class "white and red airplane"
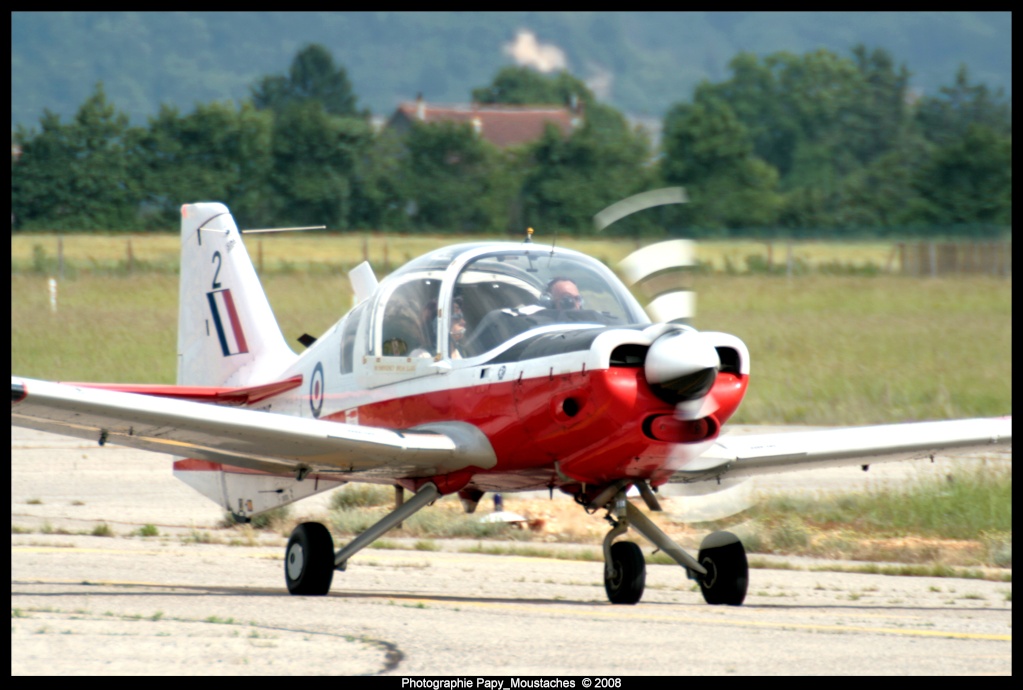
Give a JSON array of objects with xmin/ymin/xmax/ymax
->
[{"xmin": 11, "ymin": 202, "xmax": 1011, "ymax": 606}]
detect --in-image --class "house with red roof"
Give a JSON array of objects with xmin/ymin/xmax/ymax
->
[{"xmin": 386, "ymin": 95, "xmax": 582, "ymax": 148}]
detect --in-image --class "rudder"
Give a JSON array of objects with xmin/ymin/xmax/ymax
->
[{"xmin": 177, "ymin": 203, "xmax": 296, "ymax": 386}]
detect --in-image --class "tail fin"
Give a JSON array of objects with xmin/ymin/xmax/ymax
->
[{"xmin": 177, "ymin": 203, "xmax": 296, "ymax": 386}]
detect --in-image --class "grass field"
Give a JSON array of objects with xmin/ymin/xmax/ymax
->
[{"xmin": 11, "ymin": 269, "xmax": 1011, "ymax": 424}]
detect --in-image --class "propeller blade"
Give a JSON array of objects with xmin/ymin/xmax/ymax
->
[
  {"xmin": 593, "ymin": 187, "xmax": 687, "ymax": 233},
  {"xmin": 619, "ymin": 239, "xmax": 697, "ymax": 323},
  {"xmin": 675, "ymin": 392, "xmax": 719, "ymax": 421},
  {"xmin": 659, "ymin": 478, "xmax": 755, "ymax": 523}
]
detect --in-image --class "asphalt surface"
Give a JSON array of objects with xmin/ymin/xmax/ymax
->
[{"xmin": 11, "ymin": 427, "xmax": 1012, "ymax": 675}]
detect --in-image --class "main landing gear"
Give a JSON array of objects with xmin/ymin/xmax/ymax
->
[
  {"xmin": 284, "ymin": 482, "xmax": 441, "ymax": 596},
  {"xmin": 582, "ymin": 481, "xmax": 748, "ymax": 606}
]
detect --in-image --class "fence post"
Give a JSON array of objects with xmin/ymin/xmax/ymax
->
[{"xmin": 884, "ymin": 244, "xmax": 897, "ymax": 274}]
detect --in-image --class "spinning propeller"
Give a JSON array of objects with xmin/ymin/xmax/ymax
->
[
  {"xmin": 597, "ymin": 189, "xmax": 721, "ymax": 421},
  {"xmin": 595, "ymin": 188, "xmax": 753, "ymax": 520}
]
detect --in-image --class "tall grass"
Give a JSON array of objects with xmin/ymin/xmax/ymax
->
[
  {"xmin": 330, "ymin": 483, "xmax": 393, "ymax": 510},
  {"xmin": 767, "ymin": 463, "xmax": 1012, "ymax": 539},
  {"xmin": 747, "ymin": 462, "xmax": 1012, "ymax": 565}
]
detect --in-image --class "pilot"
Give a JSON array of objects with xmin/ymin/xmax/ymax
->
[
  {"xmin": 460, "ymin": 279, "xmax": 584, "ymax": 356},
  {"xmin": 545, "ymin": 278, "xmax": 584, "ymax": 311}
]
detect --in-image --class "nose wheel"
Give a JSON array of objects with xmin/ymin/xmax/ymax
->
[
  {"xmin": 604, "ymin": 540, "xmax": 646, "ymax": 604},
  {"xmin": 594, "ymin": 487, "xmax": 647, "ymax": 605},
  {"xmin": 697, "ymin": 531, "xmax": 748, "ymax": 606}
]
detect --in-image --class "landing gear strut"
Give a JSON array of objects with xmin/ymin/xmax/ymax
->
[
  {"xmin": 600, "ymin": 490, "xmax": 645, "ymax": 604},
  {"xmin": 284, "ymin": 482, "xmax": 441, "ymax": 596},
  {"xmin": 586, "ymin": 481, "xmax": 748, "ymax": 606}
]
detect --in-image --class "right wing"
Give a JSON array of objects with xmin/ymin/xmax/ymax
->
[
  {"xmin": 11, "ymin": 377, "xmax": 497, "ymax": 479},
  {"xmin": 671, "ymin": 417, "xmax": 1011, "ymax": 483}
]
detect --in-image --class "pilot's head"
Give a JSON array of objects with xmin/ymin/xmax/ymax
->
[{"xmin": 547, "ymin": 278, "xmax": 583, "ymax": 310}]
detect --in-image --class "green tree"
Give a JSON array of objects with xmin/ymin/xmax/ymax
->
[
  {"xmin": 471, "ymin": 66, "xmax": 590, "ymax": 108},
  {"xmin": 911, "ymin": 124, "xmax": 1011, "ymax": 227},
  {"xmin": 847, "ymin": 45, "xmax": 912, "ymax": 165},
  {"xmin": 132, "ymin": 102, "xmax": 274, "ymax": 229},
  {"xmin": 694, "ymin": 52, "xmax": 797, "ymax": 178},
  {"xmin": 520, "ymin": 116, "xmax": 654, "ymax": 236},
  {"xmin": 683, "ymin": 46, "xmax": 928, "ymax": 232},
  {"xmin": 12, "ymin": 82, "xmax": 140, "ymax": 230},
  {"xmin": 347, "ymin": 128, "xmax": 408, "ymax": 231},
  {"xmin": 830, "ymin": 135, "xmax": 931, "ymax": 230},
  {"xmin": 916, "ymin": 65, "xmax": 1012, "ymax": 147},
  {"xmin": 661, "ymin": 98, "xmax": 780, "ymax": 231},
  {"xmin": 252, "ymin": 44, "xmax": 362, "ymax": 117},
  {"xmin": 269, "ymin": 101, "xmax": 374, "ymax": 229},
  {"xmin": 398, "ymin": 121, "xmax": 509, "ymax": 232}
]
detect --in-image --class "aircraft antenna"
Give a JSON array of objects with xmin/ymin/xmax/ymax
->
[{"xmin": 241, "ymin": 225, "xmax": 327, "ymax": 234}]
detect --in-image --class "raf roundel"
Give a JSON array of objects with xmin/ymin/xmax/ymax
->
[{"xmin": 309, "ymin": 362, "xmax": 324, "ymax": 418}]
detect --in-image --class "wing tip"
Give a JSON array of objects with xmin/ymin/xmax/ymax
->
[{"xmin": 11, "ymin": 379, "xmax": 27, "ymax": 405}]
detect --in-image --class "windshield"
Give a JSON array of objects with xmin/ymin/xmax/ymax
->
[{"xmin": 452, "ymin": 249, "xmax": 648, "ymax": 357}]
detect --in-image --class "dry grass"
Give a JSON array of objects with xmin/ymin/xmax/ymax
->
[{"xmin": 12, "ymin": 233, "xmax": 898, "ymax": 275}]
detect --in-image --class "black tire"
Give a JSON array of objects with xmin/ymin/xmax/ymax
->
[
  {"xmin": 697, "ymin": 531, "xmax": 748, "ymax": 606},
  {"xmin": 285, "ymin": 522, "xmax": 335, "ymax": 595},
  {"xmin": 604, "ymin": 541, "xmax": 646, "ymax": 605}
]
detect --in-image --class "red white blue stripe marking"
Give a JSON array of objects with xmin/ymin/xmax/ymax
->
[{"xmin": 207, "ymin": 289, "xmax": 249, "ymax": 356}]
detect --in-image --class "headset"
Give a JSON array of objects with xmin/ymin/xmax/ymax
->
[{"xmin": 540, "ymin": 277, "xmax": 584, "ymax": 310}]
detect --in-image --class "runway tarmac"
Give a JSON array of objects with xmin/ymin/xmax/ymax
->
[{"xmin": 11, "ymin": 428, "xmax": 1012, "ymax": 675}]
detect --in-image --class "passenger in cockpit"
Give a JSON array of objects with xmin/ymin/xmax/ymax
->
[{"xmin": 449, "ymin": 297, "xmax": 467, "ymax": 359}]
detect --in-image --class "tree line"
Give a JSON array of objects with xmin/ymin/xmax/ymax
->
[{"xmin": 11, "ymin": 44, "xmax": 1011, "ymax": 237}]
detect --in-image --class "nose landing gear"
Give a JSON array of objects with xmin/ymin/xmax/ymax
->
[
  {"xmin": 586, "ymin": 482, "xmax": 748, "ymax": 606},
  {"xmin": 599, "ymin": 490, "xmax": 645, "ymax": 604}
]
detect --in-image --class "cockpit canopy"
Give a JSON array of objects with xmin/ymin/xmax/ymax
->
[{"xmin": 359, "ymin": 243, "xmax": 650, "ymax": 364}]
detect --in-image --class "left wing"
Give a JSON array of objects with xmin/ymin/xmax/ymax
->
[
  {"xmin": 671, "ymin": 417, "xmax": 1011, "ymax": 483},
  {"xmin": 11, "ymin": 377, "xmax": 496, "ymax": 478}
]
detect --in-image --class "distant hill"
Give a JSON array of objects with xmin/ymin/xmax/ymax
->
[{"xmin": 11, "ymin": 11, "xmax": 1013, "ymax": 130}]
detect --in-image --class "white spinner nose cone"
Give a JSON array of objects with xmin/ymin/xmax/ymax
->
[{"xmin": 645, "ymin": 330, "xmax": 720, "ymax": 387}]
